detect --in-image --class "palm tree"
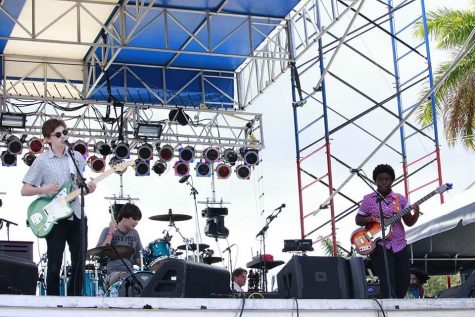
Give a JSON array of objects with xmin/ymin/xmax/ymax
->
[{"xmin": 414, "ymin": 7, "xmax": 475, "ymax": 150}]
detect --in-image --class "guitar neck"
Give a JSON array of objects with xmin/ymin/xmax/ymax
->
[
  {"xmin": 385, "ymin": 190, "xmax": 438, "ymax": 227},
  {"xmin": 64, "ymin": 167, "xmax": 117, "ymax": 203}
]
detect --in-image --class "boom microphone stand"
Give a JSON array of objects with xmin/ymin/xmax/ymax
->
[{"xmin": 352, "ymin": 169, "xmax": 392, "ymax": 298}]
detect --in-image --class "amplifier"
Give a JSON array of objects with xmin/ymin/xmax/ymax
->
[
  {"xmin": 283, "ymin": 239, "xmax": 314, "ymax": 252},
  {"xmin": 0, "ymin": 240, "xmax": 33, "ymax": 261}
]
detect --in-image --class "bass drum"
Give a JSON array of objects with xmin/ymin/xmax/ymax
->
[{"xmin": 107, "ymin": 271, "xmax": 153, "ymax": 297}]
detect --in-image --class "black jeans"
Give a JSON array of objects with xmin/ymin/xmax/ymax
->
[
  {"xmin": 45, "ymin": 216, "xmax": 87, "ymax": 296},
  {"xmin": 369, "ymin": 244, "xmax": 410, "ymax": 298}
]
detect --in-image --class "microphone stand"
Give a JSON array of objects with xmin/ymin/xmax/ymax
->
[
  {"xmin": 352, "ymin": 169, "xmax": 392, "ymax": 298},
  {"xmin": 66, "ymin": 145, "xmax": 88, "ymax": 296},
  {"xmin": 183, "ymin": 178, "xmax": 201, "ymax": 262},
  {"xmin": 109, "ymin": 245, "xmax": 143, "ymax": 296},
  {"xmin": 255, "ymin": 205, "xmax": 284, "ymax": 292},
  {"xmin": 0, "ymin": 218, "xmax": 18, "ymax": 241}
]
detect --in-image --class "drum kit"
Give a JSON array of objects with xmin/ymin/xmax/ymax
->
[{"xmin": 38, "ymin": 210, "xmax": 224, "ymax": 297}]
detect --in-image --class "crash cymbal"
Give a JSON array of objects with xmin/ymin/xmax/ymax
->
[
  {"xmin": 177, "ymin": 243, "xmax": 210, "ymax": 252},
  {"xmin": 202, "ymin": 257, "xmax": 224, "ymax": 264},
  {"xmin": 174, "ymin": 251, "xmax": 183, "ymax": 256},
  {"xmin": 149, "ymin": 214, "xmax": 192, "ymax": 222},
  {"xmin": 86, "ymin": 245, "xmax": 133, "ymax": 261}
]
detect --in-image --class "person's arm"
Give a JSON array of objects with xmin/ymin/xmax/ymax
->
[
  {"xmin": 21, "ymin": 182, "xmax": 59, "ymax": 196},
  {"xmin": 403, "ymin": 203, "xmax": 420, "ymax": 227},
  {"xmin": 355, "ymin": 214, "xmax": 380, "ymax": 226},
  {"xmin": 100, "ymin": 219, "xmax": 118, "ymax": 246}
]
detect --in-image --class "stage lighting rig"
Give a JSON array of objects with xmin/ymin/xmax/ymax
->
[
  {"xmin": 0, "ymin": 112, "xmax": 26, "ymax": 129},
  {"xmin": 215, "ymin": 163, "xmax": 232, "ymax": 179},
  {"xmin": 152, "ymin": 161, "xmax": 167, "ymax": 175},
  {"xmin": 22, "ymin": 153, "xmax": 36, "ymax": 166},
  {"xmin": 134, "ymin": 159, "xmax": 150, "ymax": 176},
  {"xmin": 72, "ymin": 140, "xmax": 88, "ymax": 156},
  {"xmin": 235, "ymin": 164, "xmax": 251, "ymax": 179},
  {"xmin": 94, "ymin": 141, "xmax": 112, "ymax": 156},
  {"xmin": 137, "ymin": 143, "xmax": 153, "ymax": 161},
  {"xmin": 203, "ymin": 147, "xmax": 220, "ymax": 163},
  {"xmin": 174, "ymin": 161, "xmax": 189, "ymax": 176},
  {"xmin": 27, "ymin": 137, "xmax": 43, "ymax": 154},
  {"xmin": 134, "ymin": 123, "xmax": 163, "ymax": 139},
  {"xmin": 87, "ymin": 156, "xmax": 105, "ymax": 173},
  {"xmin": 222, "ymin": 148, "xmax": 238, "ymax": 165},
  {"xmin": 179, "ymin": 146, "xmax": 195, "ymax": 162},
  {"xmin": 196, "ymin": 162, "xmax": 211, "ymax": 177},
  {"xmin": 240, "ymin": 148, "xmax": 259, "ymax": 166},
  {"xmin": 6, "ymin": 135, "xmax": 23, "ymax": 155},
  {"xmin": 1, "ymin": 151, "xmax": 17, "ymax": 166},
  {"xmin": 112, "ymin": 140, "xmax": 130, "ymax": 159},
  {"xmin": 157, "ymin": 145, "xmax": 174, "ymax": 162}
]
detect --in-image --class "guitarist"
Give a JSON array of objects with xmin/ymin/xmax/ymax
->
[
  {"xmin": 355, "ymin": 164, "xmax": 420, "ymax": 298},
  {"xmin": 21, "ymin": 119, "xmax": 96, "ymax": 296}
]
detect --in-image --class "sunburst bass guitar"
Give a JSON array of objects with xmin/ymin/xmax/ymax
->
[
  {"xmin": 27, "ymin": 160, "xmax": 134, "ymax": 238},
  {"xmin": 350, "ymin": 183, "xmax": 452, "ymax": 255}
]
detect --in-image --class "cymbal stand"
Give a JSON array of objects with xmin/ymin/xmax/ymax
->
[
  {"xmin": 182, "ymin": 176, "xmax": 201, "ymax": 262},
  {"xmin": 169, "ymin": 220, "xmax": 193, "ymax": 260},
  {"xmin": 92, "ymin": 256, "xmax": 101, "ymax": 296}
]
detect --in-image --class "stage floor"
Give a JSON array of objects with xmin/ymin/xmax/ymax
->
[{"xmin": 1, "ymin": 296, "xmax": 475, "ymax": 317}]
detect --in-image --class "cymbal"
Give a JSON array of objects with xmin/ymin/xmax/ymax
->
[
  {"xmin": 177, "ymin": 243, "xmax": 209, "ymax": 252},
  {"xmin": 149, "ymin": 214, "xmax": 192, "ymax": 222},
  {"xmin": 86, "ymin": 245, "xmax": 133, "ymax": 261},
  {"xmin": 202, "ymin": 257, "xmax": 224, "ymax": 264},
  {"xmin": 174, "ymin": 251, "xmax": 183, "ymax": 256}
]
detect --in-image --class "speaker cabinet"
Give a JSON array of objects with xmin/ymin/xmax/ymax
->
[
  {"xmin": 0, "ymin": 240, "xmax": 33, "ymax": 261},
  {"xmin": 437, "ymin": 271, "xmax": 475, "ymax": 298},
  {"xmin": 277, "ymin": 256, "xmax": 367, "ymax": 299},
  {"xmin": 0, "ymin": 254, "xmax": 37, "ymax": 295},
  {"xmin": 141, "ymin": 258, "xmax": 230, "ymax": 298}
]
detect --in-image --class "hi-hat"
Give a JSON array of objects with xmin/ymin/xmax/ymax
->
[
  {"xmin": 202, "ymin": 257, "xmax": 224, "ymax": 264},
  {"xmin": 86, "ymin": 245, "xmax": 133, "ymax": 261},
  {"xmin": 177, "ymin": 243, "xmax": 209, "ymax": 252}
]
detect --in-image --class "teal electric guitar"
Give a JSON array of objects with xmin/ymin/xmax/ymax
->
[{"xmin": 27, "ymin": 160, "xmax": 134, "ymax": 237}]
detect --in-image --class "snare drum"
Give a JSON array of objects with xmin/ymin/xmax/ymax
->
[
  {"xmin": 107, "ymin": 271, "xmax": 153, "ymax": 297},
  {"xmin": 143, "ymin": 239, "xmax": 171, "ymax": 267}
]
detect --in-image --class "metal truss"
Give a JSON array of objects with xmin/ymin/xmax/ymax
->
[
  {"xmin": 289, "ymin": 0, "xmax": 444, "ymax": 251},
  {"xmin": 0, "ymin": 100, "xmax": 264, "ymax": 159}
]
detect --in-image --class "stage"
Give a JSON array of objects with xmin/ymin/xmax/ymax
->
[{"xmin": 1, "ymin": 296, "xmax": 475, "ymax": 317}]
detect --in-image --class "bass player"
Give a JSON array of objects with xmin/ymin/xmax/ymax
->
[{"xmin": 355, "ymin": 164, "xmax": 420, "ymax": 298}]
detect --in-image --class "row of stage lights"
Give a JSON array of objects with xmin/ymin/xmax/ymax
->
[{"xmin": 1, "ymin": 135, "xmax": 259, "ymax": 179}]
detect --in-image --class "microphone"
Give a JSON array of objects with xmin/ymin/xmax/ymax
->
[
  {"xmin": 223, "ymin": 244, "xmax": 236, "ymax": 253},
  {"xmin": 63, "ymin": 138, "xmax": 70, "ymax": 146},
  {"xmin": 350, "ymin": 168, "xmax": 362, "ymax": 173},
  {"xmin": 274, "ymin": 203, "xmax": 286, "ymax": 211},
  {"xmin": 179, "ymin": 175, "xmax": 190, "ymax": 183}
]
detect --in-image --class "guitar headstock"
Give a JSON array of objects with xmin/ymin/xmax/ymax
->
[
  {"xmin": 111, "ymin": 160, "xmax": 135, "ymax": 173},
  {"xmin": 435, "ymin": 183, "xmax": 453, "ymax": 194}
]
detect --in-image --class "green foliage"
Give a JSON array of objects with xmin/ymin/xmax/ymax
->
[
  {"xmin": 320, "ymin": 236, "xmax": 345, "ymax": 257},
  {"xmin": 413, "ymin": 7, "xmax": 475, "ymax": 150},
  {"xmin": 424, "ymin": 274, "xmax": 461, "ymax": 297}
]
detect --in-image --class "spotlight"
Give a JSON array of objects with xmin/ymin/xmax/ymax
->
[
  {"xmin": 27, "ymin": 137, "xmax": 43, "ymax": 154},
  {"xmin": 152, "ymin": 161, "xmax": 167, "ymax": 175},
  {"xmin": 94, "ymin": 141, "xmax": 112, "ymax": 156},
  {"xmin": 22, "ymin": 153, "xmax": 36, "ymax": 166},
  {"xmin": 73, "ymin": 140, "xmax": 88, "ymax": 156},
  {"xmin": 1, "ymin": 151, "xmax": 17, "ymax": 167},
  {"xmin": 174, "ymin": 161, "xmax": 189, "ymax": 176},
  {"xmin": 223, "ymin": 148, "xmax": 238, "ymax": 165},
  {"xmin": 157, "ymin": 145, "xmax": 174, "ymax": 162},
  {"xmin": 137, "ymin": 143, "xmax": 153, "ymax": 161},
  {"xmin": 216, "ymin": 163, "xmax": 232, "ymax": 179},
  {"xmin": 169, "ymin": 108, "xmax": 191, "ymax": 126},
  {"xmin": 113, "ymin": 141, "xmax": 130, "ymax": 159},
  {"xmin": 134, "ymin": 123, "xmax": 163, "ymax": 139},
  {"xmin": 179, "ymin": 146, "xmax": 195, "ymax": 162},
  {"xmin": 87, "ymin": 155, "xmax": 105, "ymax": 173},
  {"xmin": 109, "ymin": 156, "xmax": 126, "ymax": 175},
  {"xmin": 0, "ymin": 112, "xmax": 26, "ymax": 128},
  {"xmin": 203, "ymin": 147, "xmax": 220, "ymax": 163},
  {"xmin": 6, "ymin": 135, "xmax": 23, "ymax": 155},
  {"xmin": 134, "ymin": 159, "xmax": 150, "ymax": 176},
  {"xmin": 235, "ymin": 164, "xmax": 251, "ymax": 179},
  {"xmin": 204, "ymin": 216, "xmax": 229, "ymax": 239},
  {"xmin": 196, "ymin": 162, "xmax": 211, "ymax": 177},
  {"xmin": 240, "ymin": 148, "xmax": 259, "ymax": 166}
]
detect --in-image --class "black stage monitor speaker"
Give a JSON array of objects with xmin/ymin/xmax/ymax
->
[
  {"xmin": 437, "ymin": 271, "xmax": 475, "ymax": 298},
  {"xmin": 141, "ymin": 258, "xmax": 231, "ymax": 298},
  {"xmin": 0, "ymin": 240, "xmax": 33, "ymax": 261},
  {"xmin": 277, "ymin": 256, "xmax": 351, "ymax": 299},
  {"xmin": 0, "ymin": 254, "xmax": 37, "ymax": 295},
  {"xmin": 348, "ymin": 257, "xmax": 367, "ymax": 299}
]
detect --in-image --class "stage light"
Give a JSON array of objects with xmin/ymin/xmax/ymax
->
[
  {"xmin": 134, "ymin": 123, "xmax": 163, "ymax": 139},
  {"xmin": 73, "ymin": 140, "xmax": 88, "ymax": 156},
  {"xmin": 202, "ymin": 207, "xmax": 229, "ymax": 217},
  {"xmin": 137, "ymin": 143, "xmax": 153, "ymax": 161},
  {"xmin": 134, "ymin": 159, "xmax": 150, "ymax": 176},
  {"xmin": 6, "ymin": 135, "xmax": 23, "ymax": 155},
  {"xmin": 27, "ymin": 137, "xmax": 43, "ymax": 154},
  {"xmin": 113, "ymin": 141, "xmax": 130, "ymax": 159},
  {"xmin": 87, "ymin": 156, "xmax": 105, "ymax": 173},
  {"xmin": 94, "ymin": 141, "xmax": 112, "ymax": 156},
  {"xmin": 203, "ymin": 147, "xmax": 220, "ymax": 163},
  {"xmin": 0, "ymin": 112, "xmax": 26, "ymax": 128},
  {"xmin": 223, "ymin": 148, "xmax": 238, "ymax": 165},
  {"xmin": 216, "ymin": 163, "xmax": 232, "ymax": 179},
  {"xmin": 235, "ymin": 164, "xmax": 251, "ymax": 179},
  {"xmin": 1, "ymin": 151, "xmax": 17, "ymax": 167},
  {"xmin": 174, "ymin": 161, "xmax": 189, "ymax": 176},
  {"xmin": 109, "ymin": 156, "xmax": 127, "ymax": 175},
  {"xmin": 152, "ymin": 161, "xmax": 167, "ymax": 175},
  {"xmin": 204, "ymin": 216, "xmax": 229, "ymax": 239},
  {"xmin": 179, "ymin": 146, "xmax": 195, "ymax": 162},
  {"xmin": 157, "ymin": 145, "xmax": 174, "ymax": 162},
  {"xmin": 240, "ymin": 148, "xmax": 259, "ymax": 166},
  {"xmin": 22, "ymin": 153, "xmax": 36, "ymax": 166},
  {"xmin": 196, "ymin": 162, "xmax": 211, "ymax": 177}
]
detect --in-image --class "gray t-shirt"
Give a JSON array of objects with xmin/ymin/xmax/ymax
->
[
  {"xmin": 22, "ymin": 148, "xmax": 86, "ymax": 219},
  {"xmin": 97, "ymin": 227, "xmax": 143, "ymax": 274}
]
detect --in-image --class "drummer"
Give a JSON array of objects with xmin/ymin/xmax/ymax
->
[{"xmin": 97, "ymin": 203, "xmax": 144, "ymax": 289}]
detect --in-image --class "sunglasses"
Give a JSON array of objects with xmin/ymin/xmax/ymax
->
[{"xmin": 50, "ymin": 129, "xmax": 69, "ymax": 138}]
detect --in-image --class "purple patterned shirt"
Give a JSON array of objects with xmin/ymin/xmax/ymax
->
[{"xmin": 358, "ymin": 191, "xmax": 409, "ymax": 252}]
